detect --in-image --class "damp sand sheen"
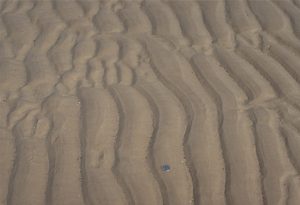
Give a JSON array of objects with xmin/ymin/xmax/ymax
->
[{"xmin": 0, "ymin": 0, "xmax": 300, "ymax": 205}]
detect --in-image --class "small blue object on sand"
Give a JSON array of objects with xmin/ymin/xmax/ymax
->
[{"xmin": 161, "ymin": 164, "xmax": 171, "ymax": 172}]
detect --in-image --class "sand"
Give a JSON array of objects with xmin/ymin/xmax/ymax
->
[{"xmin": 0, "ymin": 0, "xmax": 300, "ymax": 204}]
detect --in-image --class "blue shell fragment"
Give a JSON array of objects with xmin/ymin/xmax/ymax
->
[{"xmin": 161, "ymin": 164, "xmax": 171, "ymax": 172}]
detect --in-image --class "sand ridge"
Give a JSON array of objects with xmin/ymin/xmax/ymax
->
[{"xmin": 0, "ymin": 0, "xmax": 300, "ymax": 205}]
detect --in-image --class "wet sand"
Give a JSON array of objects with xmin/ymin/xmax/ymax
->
[{"xmin": 0, "ymin": 0, "xmax": 300, "ymax": 205}]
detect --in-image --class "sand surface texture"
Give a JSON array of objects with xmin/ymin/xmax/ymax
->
[{"xmin": 0, "ymin": 0, "xmax": 300, "ymax": 205}]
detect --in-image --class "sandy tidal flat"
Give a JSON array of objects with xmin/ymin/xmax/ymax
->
[{"xmin": 0, "ymin": 0, "xmax": 300, "ymax": 205}]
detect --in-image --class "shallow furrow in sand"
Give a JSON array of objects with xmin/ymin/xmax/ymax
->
[
  {"xmin": 281, "ymin": 122, "xmax": 300, "ymax": 173},
  {"xmin": 4, "ymin": 101, "xmax": 37, "ymax": 205},
  {"xmin": 134, "ymin": 78, "xmax": 191, "ymax": 205},
  {"xmin": 43, "ymin": 109, "xmax": 55, "ymax": 205},
  {"xmin": 197, "ymin": 6, "xmax": 264, "ymax": 200},
  {"xmin": 246, "ymin": 0, "xmax": 300, "ymax": 55},
  {"xmin": 0, "ymin": 0, "xmax": 18, "ymax": 14},
  {"xmin": 44, "ymin": 95, "xmax": 85, "ymax": 205},
  {"xmin": 76, "ymin": 0, "xmax": 100, "ymax": 20},
  {"xmin": 53, "ymin": 0, "xmax": 84, "ymax": 25},
  {"xmin": 224, "ymin": 0, "xmax": 261, "ymax": 47},
  {"xmin": 86, "ymin": 46, "xmax": 105, "ymax": 89},
  {"xmin": 93, "ymin": 1, "xmax": 124, "ymax": 35},
  {"xmin": 114, "ymin": 37, "xmax": 170, "ymax": 204},
  {"xmin": 191, "ymin": 2, "xmax": 265, "ymax": 203},
  {"xmin": 179, "ymin": 51, "xmax": 228, "ymax": 205},
  {"xmin": 192, "ymin": 51, "xmax": 264, "ymax": 205},
  {"xmin": 146, "ymin": 51, "xmax": 198, "ymax": 204},
  {"xmin": 49, "ymin": 17, "xmax": 98, "ymax": 205},
  {"xmin": 277, "ymin": 102, "xmax": 300, "ymax": 135},
  {"xmin": 271, "ymin": 0, "xmax": 300, "ymax": 40},
  {"xmin": 236, "ymin": 39, "xmax": 300, "ymax": 137},
  {"xmin": 110, "ymin": 85, "xmax": 163, "ymax": 205},
  {"xmin": 0, "ymin": 1, "xmax": 5, "ymax": 12},
  {"xmin": 23, "ymin": 38, "xmax": 58, "ymax": 101},
  {"xmin": 0, "ymin": 10, "xmax": 7, "ymax": 39},
  {"xmin": 181, "ymin": 58, "xmax": 234, "ymax": 204},
  {"xmin": 28, "ymin": 1, "xmax": 65, "ymax": 74},
  {"xmin": 293, "ymin": 0, "xmax": 300, "ymax": 7},
  {"xmin": 137, "ymin": 83, "xmax": 184, "ymax": 204},
  {"xmin": 252, "ymin": 108, "xmax": 298, "ymax": 205},
  {"xmin": 0, "ymin": 128, "xmax": 14, "ymax": 205},
  {"xmin": 197, "ymin": 0, "xmax": 235, "ymax": 48},
  {"xmin": 213, "ymin": 46, "xmax": 287, "ymax": 205},
  {"xmin": 138, "ymin": 38, "xmax": 197, "ymax": 205},
  {"xmin": 167, "ymin": 1, "xmax": 212, "ymax": 49},
  {"xmin": 62, "ymin": 36, "xmax": 97, "ymax": 92},
  {"xmin": 78, "ymin": 87, "xmax": 128, "ymax": 205},
  {"xmin": 236, "ymin": 38, "xmax": 300, "ymax": 106},
  {"xmin": 141, "ymin": 1, "xmax": 188, "ymax": 48},
  {"xmin": 188, "ymin": 53, "xmax": 229, "ymax": 205},
  {"xmin": 8, "ymin": 110, "xmax": 50, "ymax": 205},
  {"xmin": 165, "ymin": 47, "xmax": 233, "ymax": 205},
  {"xmin": 6, "ymin": 114, "xmax": 25, "ymax": 205},
  {"xmin": 214, "ymin": 49, "xmax": 253, "ymax": 104},
  {"xmin": 294, "ymin": 0, "xmax": 300, "ymax": 8},
  {"xmin": 95, "ymin": 38, "xmax": 120, "ymax": 86},
  {"xmin": 83, "ymin": 41, "xmax": 122, "ymax": 204},
  {"xmin": 248, "ymin": 110, "xmax": 270, "ymax": 205},
  {"xmin": 117, "ymin": 1, "xmax": 152, "ymax": 34},
  {"xmin": 143, "ymin": 33, "xmax": 262, "ymax": 204},
  {"xmin": 48, "ymin": 30, "xmax": 76, "ymax": 75},
  {"xmin": 0, "ymin": 99, "xmax": 20, "ymax": 205},
  {"xmin": 214, "ymin": 46, "xmax": 277, "ymax": 105},
  {"xmin": 133, "ymin": 83, "xmax": 170, "ymax": 205},
  {"xmin": 233, "ymin": 34, "xmax": 300, "ymax": 204},
  {"xmin": 115, "ymin": 37, "xmax": 146, "ymax": 86},
  {"xmin": 287, "ymin": 176, "xmax": 300, "ymax": 205},
  {"xmin": 145, "ymin": 38, "xmax": 214, "ymax": 205},
  {"xmin": 261, "ymin": 34, "xmax": 300, "ymax": 84},
  {"xmin": 107, "ymin": 87, "xmax": 141, "ymax": 205},
  {"xmin": 221, "ymin": 42, "xmax": 296, "ymax": 204},
  {"xmin": 1, "ymin": 1, "xmax": 38, "ymax": 61},
  {"xmin": 0, "ymin": 2, "xmax": 50, "ymax": 205}
]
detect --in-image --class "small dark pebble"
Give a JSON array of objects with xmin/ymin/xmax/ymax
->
[{"xmin": 161, "ymin": 164, "xmax": 171, "ymax": 172}]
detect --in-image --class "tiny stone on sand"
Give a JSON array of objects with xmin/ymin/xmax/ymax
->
[{"xmin": 161, "ymin": 164, "xmax": 171, "ymax": 172}]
